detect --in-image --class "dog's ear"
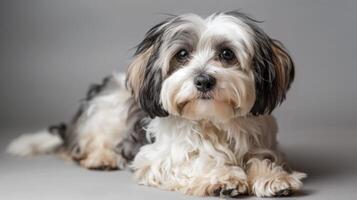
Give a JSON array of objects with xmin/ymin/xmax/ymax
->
[
  {"xmin": 224, "ymin": 11, "xmax": 294, "ymax": 115},
  {"xmin": 126, "ymin": 21, "xmax": 169, "ymax": 118},
  {"xmin": 250, "ymin": 38, "xmax": 295, "ymax": 115}
]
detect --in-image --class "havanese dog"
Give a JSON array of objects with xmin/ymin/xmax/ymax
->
[{"xmin": 7, "ymin": 11, "xmax": 306, "ymax": 198}]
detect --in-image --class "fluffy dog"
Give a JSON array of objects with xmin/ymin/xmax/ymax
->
[{"xmin": 7, "ymin": 11, "xmax": 306, "ymax": 197}]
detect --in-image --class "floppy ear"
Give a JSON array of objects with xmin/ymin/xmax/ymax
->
[
  {"xmin": 126, "ymin": 21, "xmax": 169, "ymax": 118},
  {"xmin": 224, "ymin": 11, "xmax": 294, "ymax": 115},
  {"xmin": 250, "ymin": 38, "xmax": 295, "ymax": 115}
]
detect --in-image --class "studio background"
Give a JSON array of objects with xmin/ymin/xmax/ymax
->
[{"xmin": 0, "ymin": 1, "xmax": 356, "ymax": 200}]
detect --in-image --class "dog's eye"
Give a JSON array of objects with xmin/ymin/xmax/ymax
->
[
  {"xmin": 175, "ymin": 49, "xmax": 189, "ymax": 62},
  {"xmin": 219, "ymin": 48, "xmax": 237, "ymax": 64}
]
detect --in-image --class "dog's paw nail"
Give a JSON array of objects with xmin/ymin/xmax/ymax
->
[
  {"xmin": 213, "ymin": 187, "xmax": 222, "ymax": 196},
  {"xmin": 275, "ymin": 188, "xmax": 292, "ymax": 197},
  {"xmin": 221, "ymin": 188, "xmax": 234, "ymax": 196},
  {"xmin": 220, "ymin": 188, "xmax": 239, "ymax": 198}
]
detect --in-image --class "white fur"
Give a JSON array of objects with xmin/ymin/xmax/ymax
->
[
  {"xmin": 72, "ymin": 73, "xmax": 131, "ymax": 169},
  {"xmin": 131, "ymin": 115, "xmax": 290, "ymax": 195},
  {"xmin": 76, "ymin": 73, "xmax": 130, "ymax": 145},
  {"xmin": 6, "ymin": 130, "xmax": 63, "ymax": 157}
]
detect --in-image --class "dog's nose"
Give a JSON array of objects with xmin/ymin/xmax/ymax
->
[{"xmin": 194, "ymin": 73, "xmax": 216, "ymax": 92}]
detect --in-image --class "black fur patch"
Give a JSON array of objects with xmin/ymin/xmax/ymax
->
[
  {"xmin": 250, "ymin": 28, "xmax": 278, "ymax": 115},
  {"xmin": 115, "ymin": 99, "xmax": 151, "ymax": 161},
  {"xmin": 48, "ymin": 123, "xmax": 67, "ymax": 141},
  {"xmin": 133, "ymin": 19, "xmax": 172, "ymax": 118},
  {"xmin": 85, "ymin": 76, "xmax": 111, "ymax": 101},
  {"xmin": 116, "ymin": 118, "xmax": 150, "ymax": 161},
  {"xmin": 138, "ymin": 58, "xmax": 169, "ymax": 118}
]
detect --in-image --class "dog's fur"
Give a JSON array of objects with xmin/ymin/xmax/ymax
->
[{"xmin": 7, "ymin": 11, "xmax": 306, "ymax": 197}]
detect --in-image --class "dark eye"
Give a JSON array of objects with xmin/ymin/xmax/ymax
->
[
  {"xmin": 175, "ymin": 49, "xmax": 189, "ymax": 62},
  {"xmin": 219, "ymin": 48, "xmax": 237, "ymax": 63}
]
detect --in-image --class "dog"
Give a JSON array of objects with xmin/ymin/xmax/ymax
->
[{"xmin": 7, "ymin": 11, "xmax": 306, "ymax": 197}]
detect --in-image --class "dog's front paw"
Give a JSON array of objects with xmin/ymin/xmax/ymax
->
[
  {"xmin": 211, "ymin": 179, "xmax": 248, "ymax": 198},
  {"xmin": 184, "ymin": 165, "xmax": 248, "ymax": 197},
  {"xmin": 252, "ymin": 171, "xmax": 307, "ymax": 197},
  {"xmin": 78, "ymin": 148, "xmax": 127, "ymax": 171}
]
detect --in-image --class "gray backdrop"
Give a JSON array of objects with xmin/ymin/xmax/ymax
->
[{"xmin": 0, "ymin": 1, "xmax": 356, "ymax": 200}]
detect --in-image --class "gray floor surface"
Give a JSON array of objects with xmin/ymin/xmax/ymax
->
[{"xmin": 1, "ymin": 126, "xmax": 356, "ymax": 200}]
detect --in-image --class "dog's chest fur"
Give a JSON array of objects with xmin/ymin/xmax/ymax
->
[{"xmin": 132, "ymin": 115, "xmax": 277, "ymax": 187}]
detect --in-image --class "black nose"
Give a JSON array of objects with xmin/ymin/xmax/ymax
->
[{"xmin": 194, "ymin": 74, "xmax": 216, "ymax": 92}]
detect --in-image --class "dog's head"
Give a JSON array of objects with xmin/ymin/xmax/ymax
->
[{"xmin": 127, "ymin": 11, "xmax": 294, "ymax": 122}]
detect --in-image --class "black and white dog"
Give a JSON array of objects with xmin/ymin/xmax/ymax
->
[{"xmin": 7, "ymin": 11, "xmax": 306, "ymax": 197}]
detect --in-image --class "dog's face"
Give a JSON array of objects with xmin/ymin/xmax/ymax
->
[{"xmin": 127, "ymin": 11, "xmax": 294, "ymax": 122}]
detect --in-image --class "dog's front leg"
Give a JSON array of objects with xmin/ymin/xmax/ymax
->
[
  {"xmin": 133, "ymin": 152, "xmax": 248, "ymax": 197},
  {"xmin": 245, "ymin": 157, "xmax": 306, "ymax": 197}
]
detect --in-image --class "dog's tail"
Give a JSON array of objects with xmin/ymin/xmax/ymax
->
[{"xmin": 6, "ymin": 123, "xmax": 67, "ymax": 157}]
